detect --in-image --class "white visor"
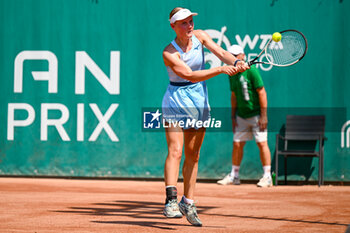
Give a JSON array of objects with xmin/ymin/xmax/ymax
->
[
  {"xmin": 228, "ymin": 45, "xmax": 244, "ymax": 55},
  {"xmin": 170, "ymin": 9, "xmax": 198, "ymax": 24}
]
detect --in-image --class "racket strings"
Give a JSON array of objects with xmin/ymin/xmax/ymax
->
[{"xmin": 266, "ymin": 31, "xmax": 306, "ymax": 66}]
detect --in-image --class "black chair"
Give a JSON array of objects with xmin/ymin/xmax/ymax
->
[{"xmin": 275, "ymin": 115, "xmax": 326, "ymax": 187}]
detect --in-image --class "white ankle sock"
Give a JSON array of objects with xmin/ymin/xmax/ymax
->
[
  {"xmin": 182, "ymin": 195, "xmax": 194, "ymax": 204},
  {"xmin": 263, "ymin": 165, "xmax": 271, "ymax": 178},
  {"xmin": 231, "ymin": 165, "xmax": 240, "ymax": 178}
]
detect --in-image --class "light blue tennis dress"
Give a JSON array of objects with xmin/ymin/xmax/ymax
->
[{"xmin": 162, "ymin": 35, "xmax": 210, "ymax": 128}]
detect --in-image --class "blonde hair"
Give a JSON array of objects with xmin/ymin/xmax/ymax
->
[{"xmin": 169, "ymin": 7, "xmax": 184, "ymax": 20}]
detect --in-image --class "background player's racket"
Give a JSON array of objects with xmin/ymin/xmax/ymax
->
[{"xmin": 248, "ymin": 29, "xmax": 308, "ymax": 67}]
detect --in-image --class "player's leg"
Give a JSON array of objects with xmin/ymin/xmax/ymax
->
[
  {"xmin": 252, "ymin": 116, "xmax": 272, "ymax": 187},
  {"xmin": 164, "ymin": 125, "xmax": 183, "ymax": 187},
  {"xmin": 218, "ymin": 116, "xmax": 252, "ymax": 185},
  {"xmin": 182, "ymin": 127, "xmax": 205, "ymax": 199},
  {"xmin": 233, "ymin": 142, "xmax": 245, "ymax": 165},
  {"xmin": 256, "ymin": 140, "xmax": 272, "ymax": 187},
  {"xmin": 163, "ymin": 125, "xmax": 184, "ymax": 218},
  {"xmin": 257, "ymin": 140, "xmax": 271, "ymax": 167},
  {"xmin": 178, "ymin": 127, "xmax": 205, "ymax": 226},
  {"xmin": 230, "ymin": 141, "xmax": 246, "ymax": 184}
]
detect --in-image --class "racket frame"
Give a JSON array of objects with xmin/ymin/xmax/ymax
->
[{"xmin": 248, "ymin": 29, "xmax": 308, "ymax": 67}]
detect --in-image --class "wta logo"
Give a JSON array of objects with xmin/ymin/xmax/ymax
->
[
  {"xmin": 341, "ymin": 120, "xmax": 350, "ymax": 148},
  {"xmin": 204, "ymin": 27, "xmax": 282, "ymax": 71}
]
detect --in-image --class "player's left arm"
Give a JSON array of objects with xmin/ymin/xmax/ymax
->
[
  {"xmin": 256, "ymin": 87, "xmax": 268, "ymax": 130},
  {"xmin": 194, "ymin": 30, "xmax": 248, "ymax": 71}
]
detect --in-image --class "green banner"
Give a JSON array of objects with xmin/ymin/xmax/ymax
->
[{"xmin": 0, "ymin": 0, "xmax": 349, "ymax": 182}]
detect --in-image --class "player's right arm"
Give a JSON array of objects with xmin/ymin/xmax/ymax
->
[
  {"xmin": 231, "ymin": 91, "xmax": 238, "ymax": 132},
  {"xmin": 163, "ymin": 45, "xmax": 238, "ymax": 82}
]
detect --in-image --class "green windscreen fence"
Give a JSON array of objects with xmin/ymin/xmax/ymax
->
[{"xmin": 0, "ymin": 0, "xmax": 349, "ymax": 181}]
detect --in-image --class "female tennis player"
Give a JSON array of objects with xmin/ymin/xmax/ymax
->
[{"xmin": 162, "ymin": 7, "xmax": 249, "ymax": 226}]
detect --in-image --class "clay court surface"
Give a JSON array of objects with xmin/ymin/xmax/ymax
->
[{"xmin": 0, "ymin": 178, "xmax": 349, "ymax": 232}]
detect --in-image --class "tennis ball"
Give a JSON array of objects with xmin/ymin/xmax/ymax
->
[{"xmin": 272, "ymin": 32, "xmax": 282, "ymax": 42}]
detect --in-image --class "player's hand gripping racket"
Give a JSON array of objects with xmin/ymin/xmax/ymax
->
[{"xmin": 248, "ymin": 29, "xmax": 308, "ymax": 67}]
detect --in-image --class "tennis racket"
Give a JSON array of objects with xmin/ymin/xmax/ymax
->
[{"xmin": 247, "ymin": 29, "xmax": 308, "ymax": 67}]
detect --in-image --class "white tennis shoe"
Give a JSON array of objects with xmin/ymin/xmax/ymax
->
[
  {"xmin": 257, "ymin": 176, "xmax": 272, "ymax": 188},
  {"xmin": 217, "ymin": 174, "xmax": 240, "ymax": 185},
  {"xmin": 178, "ymin": 197, "xmax": 202, "ymax": 227},
  {"xmin": 163, "ymin": 199, "xmax": 183, "ymax": 218}
]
